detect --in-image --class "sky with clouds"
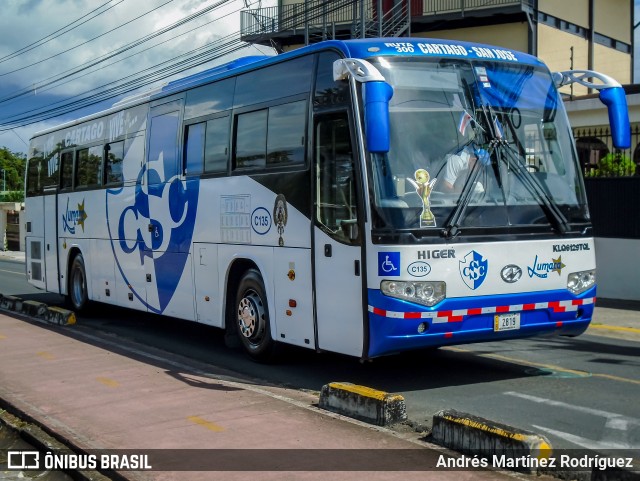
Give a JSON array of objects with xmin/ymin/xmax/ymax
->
[
  {"xmin": 0, "ymin": 0, "xmax": 277, "ymax": 155},
  {"xmin": 0, "ymin": 0, "xmax": 638, "ymax": 156}
]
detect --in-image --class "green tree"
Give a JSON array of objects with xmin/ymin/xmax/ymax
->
[
  {"xmin": 586, "ymin": 152, "xmax": 636, "ymax": 178},
  {"xmin": 0, "ymin": 146, "xmax": 26, "ymax": 202}
]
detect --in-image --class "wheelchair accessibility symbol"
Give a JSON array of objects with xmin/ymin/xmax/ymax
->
[{"xmin": 378, "ymin": 252, "xmax": 400, "ymax": 276}]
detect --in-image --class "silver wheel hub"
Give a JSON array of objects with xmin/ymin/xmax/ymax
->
[{"xmin": 237, "ymin": 292, "xmax": 264, "ymax": 340}]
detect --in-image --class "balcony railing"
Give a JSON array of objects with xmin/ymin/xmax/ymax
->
[{"xmin": 240, "ymin": 0, "xmax": 534, "ymax": 41}]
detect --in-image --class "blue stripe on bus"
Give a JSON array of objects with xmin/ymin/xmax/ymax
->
[{"xmin": 366, "ymin": 287, "xmax": 596, "ymax": 357}]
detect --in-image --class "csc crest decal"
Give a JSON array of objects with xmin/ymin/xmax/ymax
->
[
  {"xmin": 106, "ymin": 135, "xmax": 199, "ymax": 314},
  {"xmin": 459, "ymin": 250, "xmax": 488, "ymax": 290}
]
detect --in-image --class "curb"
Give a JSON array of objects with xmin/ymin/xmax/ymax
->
[
  {"xmin": 0, "ymin": 293, "xmax": 76, "ymax": 326},
  {"xmin": 0, "ymin": 405, "xmax": 113, "ymax": 481},
  {"xmin": 318, "ymin": 382, "xmax": 407, "ymax": 426},
  {"xmin": 431, "ymin": 409, "xmax": 551, "ymax": 474}
]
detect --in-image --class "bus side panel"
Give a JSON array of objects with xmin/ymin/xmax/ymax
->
[
  {"xmin": 193, "ymin": 243, "xmax": 221, "ymax": 326},
  {"xmin": 24, "ymin": 197, "xmax": 46, "ymax": 290},
  {"xmin": 273, "ymin": 247, "xmax": 314, "ymax": 349},
  {"xmin": 89, "ymin": 239, "xmax": 115, "ymax": 303},
  {"xmin": 44, "ymin": 194, "xmax": 59, "ymax": 292}
]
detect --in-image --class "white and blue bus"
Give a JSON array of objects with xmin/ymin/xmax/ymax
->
[{"xmin": 25, "ymin": 38, "xmax": 630, "ymax": 360}]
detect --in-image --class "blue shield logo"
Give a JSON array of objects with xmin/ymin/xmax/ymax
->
[
  {"xmin": 107, "ymin": 129, "xmax": 199, "ymax": 314},
  {"xmin": 459, "ymin": 250, "xmax": 488, "ymax": 290}
]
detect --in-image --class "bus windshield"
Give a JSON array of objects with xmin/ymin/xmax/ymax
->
[{"xmin": 368, "ymin": 57, "xmax": 589, "ymax": 238}]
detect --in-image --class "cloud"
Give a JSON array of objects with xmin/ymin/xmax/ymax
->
[{"xmin": 0, "ymin": 0, "xmax": 272, "ymax": 151}]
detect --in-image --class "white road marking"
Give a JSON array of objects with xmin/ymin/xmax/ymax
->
[{"xmin": 505, "ymin": 391, "xmax": 640, "ymax": 450}]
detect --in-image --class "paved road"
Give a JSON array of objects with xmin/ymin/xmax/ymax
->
[{"xmin": 1, "ymin": 257, "xmax": 639, "ymax": 461}]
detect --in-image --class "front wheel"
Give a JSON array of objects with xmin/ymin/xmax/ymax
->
[
  {"xmin": 68, "ymin": 253, "xmax": 88, "ymax": 312},
  {"xmin": 234, "ymin": 269, "xmax": 278, "ymax": 361}
]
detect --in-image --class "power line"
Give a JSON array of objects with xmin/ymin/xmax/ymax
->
[
  {"xmin": 0, "ymin": 0, "xmax": 354, "ymax": 131},
  {"xmin": 0, "ymin": 0, "xmax": 236, "ymax": 106},
  {"xmin": 0, "ymin": 0, "xmax": 123, "ymax": 65},
  {"xmin": 0, "ymin": 0, "xmax": 176, "ymax": 78}
]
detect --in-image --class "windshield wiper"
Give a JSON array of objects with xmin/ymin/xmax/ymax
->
[
  {"xmin": 498, "ymin": 144, "xmax": 572, "ymax": 235},
  {"xmin": 441, "ymin": 144, "xmax": 487, "ymax": 240},
  {"xmin": 481, "ymin": 101, "xmax": 571, "ymax": 235}
]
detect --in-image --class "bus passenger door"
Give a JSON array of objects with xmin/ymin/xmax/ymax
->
[
  {"xmin": 313, "ymin": 114, "xmax": 365, "ymax": 357},
  {"xmin": 145, "ymin": 99, "xmax": 195, "ymax": 320}
]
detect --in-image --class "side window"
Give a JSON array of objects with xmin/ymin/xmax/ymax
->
[
  {"xmin": 75, "ymin": 145, "xmax": 102, "ymax": 188},
  {"xmin": 184, "ymin": 122, "xmax": 205, "ymax": 176},
  {"xmin": 314, "ymin": 51, "xmax": 349, "ymax": 109},
  {"xmin": 26, "ymin": 156, "xmax": 45, "ymax": 197},
  {"xmin": 267, "ymin": 101, "xmax": 306, "ymax": 166},
  {"xmin": 60, "ymin": 151, "xmax": 74, "ymax": 190},
  {"xmin": 105, "ymin": 141, "xmax": 124, "ymax": 184},
  {"xmin": 235, "ymin": 109, "xmax": 267, "ymax": 170},
  {"xmin": 205, "ymin": 116, "xmax": 229, "ymax": 173},
  {"xmin": 148, "ymin": 109, "xmax": 180, "ymax": 184},
  {"xmin": 315, "ymin": 114, "xmax": 359, "ymax": 244}
]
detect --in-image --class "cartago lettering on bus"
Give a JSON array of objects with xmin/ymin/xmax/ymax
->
[
  {"xmin": 553, "ymin": 243, "xmax": 590, "ymax": 252},
  {"xmin": 418, "ymin": 249, "xmax": 455, "ymax": 260}
]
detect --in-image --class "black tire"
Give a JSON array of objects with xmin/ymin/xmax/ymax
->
[
  {"xmin": 68, "ymin": 253, "xmax": 88, "ymax": 312},
  {"xmin": 234, "ymin": 269, "xmax": 277, "ymax": 361}
]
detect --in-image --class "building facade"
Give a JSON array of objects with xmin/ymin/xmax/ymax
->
[{"xmin": 241, "ymin": 0, "xmax": 632, "ymax": 98}]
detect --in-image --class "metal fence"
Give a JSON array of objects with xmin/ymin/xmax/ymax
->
[
  {"xmin": 419, "ymin": 0, "xmax": 533, "ymax": 16},
  {"xmin": 573, "ymin": 125, "xmax": 640, "ymax": 177},
  {"xmin": 240, "ymin": 0, "xmax": 533, "ymax": 38}
]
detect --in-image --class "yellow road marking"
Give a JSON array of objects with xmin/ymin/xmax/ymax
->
[
  {"xmin": 96, "ymin": 377, "xmax": 120, "ymax": 388},
  {"xmin": 589, "ymin": 324, "xmax": 640, "ymax": 334},
  {"xmin": 36, "ymin": 351, "xmax": 55, "ymax": 360},
  {"xmin": 187, "ymin": 416, "xmax": 225, "ymax": 432},
  {"xmin": 445, "ymin": 347, "xmax": 640, "ymax": 385},
  {"xmin": 0, "ymin": 333, "xmax": 6, "ymax": 340}
]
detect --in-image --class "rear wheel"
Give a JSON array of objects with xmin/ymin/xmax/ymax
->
[
  {"xmin": 234, "ymin": 269, "xmax": 277, "ymax": 361},
  {"xmin": 68, "ymin": 253, "xmax": 88, "ymax": 312}
]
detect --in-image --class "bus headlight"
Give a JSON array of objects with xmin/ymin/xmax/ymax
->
[
  {"xmin": 381, "ymin": 280, "xmax": 446, "ymax": 307},
  {"xmin": 567, "ymin": 269, "xmax": 595, "ymax": 295}
]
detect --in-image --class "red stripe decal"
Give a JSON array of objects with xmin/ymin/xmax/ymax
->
[
  {"xmin": 523, "ymin": 303, "xmax": 536, "ymax": 310},
  {"xmin": 449, "ymin": 316, "xmax": 464, "ymax": 323},
  {"xmin": 404, "ymin": 312, "xmax": 421, "ymax": 319},
  {"xmin": 438, "ymin": 310, "xmax": 453, "ymax": 318},
  {"xmin": 444, "ymin": 332, "xmax": 453, "ymax": 338},
  {"xmin": 556, "ymin": 321, "xmax": 563, "ymax": 328},
  {"xmin": 496, "ymin": 305, "xmax": 510, "ymax": 313},
  {"xmin": 572, "ymin": 299, "xmax": 583, "ymax": 306},
  {"xmin": 373, "ymin": 307, "xmax": 386, "ymax": 316},
  {"xmin": 468, "ymin": 308, "xmax": 482, "ymax": 315}
]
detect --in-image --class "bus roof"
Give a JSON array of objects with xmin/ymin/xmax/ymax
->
[{"xmin": 31, "ymin": 38, "xmax": 545, "ymax": 140}]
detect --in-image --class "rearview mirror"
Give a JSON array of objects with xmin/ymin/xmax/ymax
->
[
  {"xmin": 599, "ymin": 86, "xmax": 631, "ymax": 149},
  {"xmin": 364, "ymin": 81, "xmax": 393, "ymax": 153}
]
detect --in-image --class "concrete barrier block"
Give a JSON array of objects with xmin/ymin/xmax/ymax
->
[
  {"xmin": 431, "ymin": 409, "xmax": 552, "ymax": 473},
  {"xmin": 46, "ymin": 306, "xmax": 77, "ymax": 326},
  {"xmin": 21, "ymin": 300, "xmax": 49, "ymax": 320},
  {"xmin": 319, "ymin": 382, "xmax": 407, "ymax": 426},
  {"xmin": 0, "ymin": 294, "xmax": 22, "ymax": 312}
]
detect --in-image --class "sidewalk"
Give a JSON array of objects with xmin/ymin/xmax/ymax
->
[
  {"xmin": 0, "ymin": 249, "xmax": 24, "ymax": 262},
  {"xmin": 0, "ymin": 311, "xmax": 514, "ymax": 481}
]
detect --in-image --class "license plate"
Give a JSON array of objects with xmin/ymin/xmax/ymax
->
[{"xmin": 494, "ymin": 312, "xmax": 520, "ymax": 332}]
